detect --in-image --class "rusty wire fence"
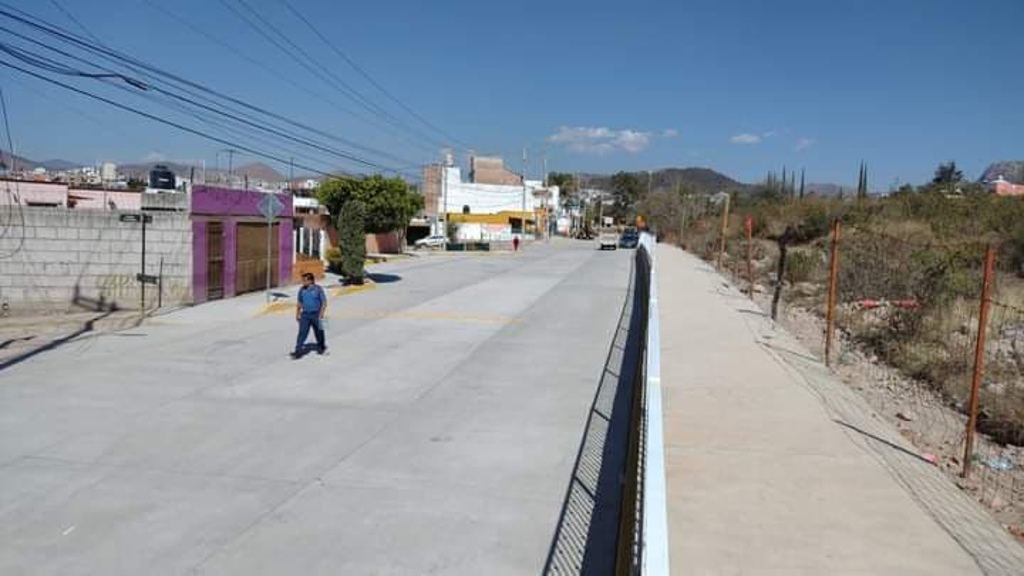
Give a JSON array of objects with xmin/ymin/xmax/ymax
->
[{"xmin": 681, "ymin": 213, "xmax": 1024, "ymax": 537}]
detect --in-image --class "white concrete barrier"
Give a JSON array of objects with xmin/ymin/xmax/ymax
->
[{"xmin": 639, "ymin": 232, "xmax": 670, "ymax": 575}]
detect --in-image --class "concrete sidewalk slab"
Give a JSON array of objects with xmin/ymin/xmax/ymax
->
[{"xmin": 656, "ymin": 244, "xmax": 1002, "ymax": 575}]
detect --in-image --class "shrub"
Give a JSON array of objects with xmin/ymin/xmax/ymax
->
[
  {"xmin": 338, "ymin": 200, "xmax": 366, "ymax": 284},
  {"xmin": 325, "ymin": 247, "xmax": 342, "ymax": 274},
  {"xmin": 784, "ymin": 249, "xmax": 824, "ymax": 284}
]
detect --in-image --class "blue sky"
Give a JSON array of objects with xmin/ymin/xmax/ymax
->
[{"xmin": 2, "ymin": 0, "xmax": 1021, "ymax": 187}]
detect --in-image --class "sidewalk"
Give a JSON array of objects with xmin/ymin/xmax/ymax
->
[{"xmin": 656, "ymin": 245, "xmax": 1024, "ymax": 575}]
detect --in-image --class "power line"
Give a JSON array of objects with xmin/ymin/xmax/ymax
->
[
  {"xmin": 47, "ymin": 0, "xmax": 102, "ymax": 45},
  {"xmin": 0, "ymin": 86, "xmax": 25, "ymax": 258},
  {"xmin": 218, "ymin": 0, "xmax": 449, "ymax": 152},
  {"xmin": 0, "ymin": 6, "xmax": 421, "ymax": 176},
  {"xmin": 0, "ymin": 39, "xmax": 395, "ymax": 173},
  {"xmin": 277, "ymin": 0, "xmax": 473, "ymax": 152},
  {"xmin": 139, "ymin": 0, "xmax": 436, "ymax": 157},
  {"xmin": 0, "ymin": 12, "xmax": 415, "ymax": 169},
  {"xmin": 0, "ymin": 58, "xmax": 399, "ymax": 179}
]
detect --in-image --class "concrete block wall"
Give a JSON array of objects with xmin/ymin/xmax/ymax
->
[{"xmin": 0, "ymin": 206, "xmax": 192, "ymax": 315}]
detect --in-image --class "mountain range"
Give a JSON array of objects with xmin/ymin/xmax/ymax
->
[
  {"xmin": 980, "ymin": 161, "xmax": 1024, "ymax": 184},
  {"xmin": 0, "ymin": 150, "xmax": 79, "ymax": 172},
  {"xmin": 119, "ymin": 161, "xmax": 288, "ymax": 183},
  {"xmin": 581, "ymin": 167, "xmax": 749, "ymax": 195}
]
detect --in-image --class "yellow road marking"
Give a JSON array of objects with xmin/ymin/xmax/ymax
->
[
  {"xmin": 255, "ymin": 281, "xmax": 377, "ymax": 317},
  {"xmin": 330, "ymin": 281, "xmax": 377, "ymax": 297}
]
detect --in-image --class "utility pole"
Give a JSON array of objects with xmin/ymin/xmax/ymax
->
[
  {"xmin": 441, "ymin": 157, "xmax": 449, "ymax": 238},
  {"xmin": 221, "ymin": 148, "xmax": 237, "ymax": 186},
  {"xmin": 522, "ymin": 146, "xmax": 528, "ymax": 239}
]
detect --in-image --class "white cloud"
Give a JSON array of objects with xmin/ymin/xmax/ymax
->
[
  {"xmin": 663, "ymin": 128, "xmax": 679, "ymax": 137},
  {"xmin": 729, "ymin": 133, "xmax": 761, "ymax": 145},
  {"xmin": 142, "ymin": 152, "xmax": 167, "ymax": 162},
  {"xmin": 795, "ymin": 137, "xmax": 816, "ymax": 151},
  {"xmin": 548, "ymin": 125, "xmax": 654, "ymax": 155}
]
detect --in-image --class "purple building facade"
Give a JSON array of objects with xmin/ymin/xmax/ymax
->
[{"xmin": 190, "ymin": 185, "xmax": 294, "ymax": 304}]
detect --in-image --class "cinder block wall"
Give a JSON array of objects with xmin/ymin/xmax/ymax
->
[{"xmin": 0, "ymin": 207, "xmax": 192, "ymax": 315}]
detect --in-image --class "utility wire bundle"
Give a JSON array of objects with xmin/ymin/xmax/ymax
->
[{"xmin": 0, "ymin": 0, "xmax": 473, "ymax": 181}]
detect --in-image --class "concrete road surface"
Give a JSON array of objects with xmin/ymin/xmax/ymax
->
[{"xmin": 0, "ymin": 240, "xmax": 633, "ymax": 575}]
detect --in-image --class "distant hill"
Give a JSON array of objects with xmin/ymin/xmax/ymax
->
[
  {"xmin": 981, "ymin": 161, "xmax": 1024, "ymax": 184},
  {"xmin": 120, "ymin": 161, "xmax": 288, "ymax": 184},
  {"xmin": 120, "ymin": 161, "xmax": 199, "ymax": 179},
  {"xmin": 805, "ymin": 183, "xmax": 854, "ymax": 197},
  {"xmin": 38, "ymin": 159, "xmax": 79, "ymax": 171},
  {"xmin": 0, "ymin": 150, "xmax": 80, "ymax": 171},
  {"xmin": 583, "ymin": 167, "xmax": 748, "ymax": 194},
  {"xmin": 233, "ymin": 162, "xmax": 286, "ymax": 183}
]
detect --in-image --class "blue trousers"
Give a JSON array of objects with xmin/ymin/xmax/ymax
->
[{"xmin": 295, "ymin": 312, "xmax": 325, "ymax": 353}]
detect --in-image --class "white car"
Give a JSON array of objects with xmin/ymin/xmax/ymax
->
[
  {"xmin": 415, "ymin": 234, "xmax": 447, "ymax": 249},
  {"xmin": 597, "ymin": 231, "xmax": 618, "ymax": 250}
]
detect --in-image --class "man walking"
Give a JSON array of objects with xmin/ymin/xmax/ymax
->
[{"xmin": 292, "ymin": 272, "xmax": 327, "ymax": 358}]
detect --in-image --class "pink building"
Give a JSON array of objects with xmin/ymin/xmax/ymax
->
[
  {"xmin": 0, "ymin": 179, "xmax": 142, "ymax": 209},
  {"xmin": 0, "ymin": 180, "xmax": 68, "ymax": 206},
  {"xmin": 68, "ymin": 188, "xmax": 141, "ymax": 210},
  {"xmin": 991, "ymin": 177, "xmax": 1024, "ymax": 196}
]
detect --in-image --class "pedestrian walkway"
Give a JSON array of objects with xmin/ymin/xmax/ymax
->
[{"xmin": 656, "ymin": 244, "xmax": 1024, "ymax": 575}]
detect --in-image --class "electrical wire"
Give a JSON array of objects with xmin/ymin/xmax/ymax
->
[
  {"xmin": 277, "ymin": 0, "xmax": 474, "ymax": 153},
  {"xmin": 0, "ymin": 3, "xmax": 420, "ymax": 175},
  {"xmin": 0, "ymin": 86, "xmax": 25, "ymax": 258},
  {"xmin": 219, "ymin": 0, "xmax": 449, "ymax": 152},
  {"xmin": 0, "ymin": 59, "xmax": 387, "ymax": 179},
  {"xmin": 139, "ymin": 0, "xmax": 436, "ymax": 157}
]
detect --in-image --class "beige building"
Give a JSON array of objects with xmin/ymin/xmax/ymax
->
[{"xmin": 469, "ymin": 156, "xmax": 523, "ymax": 186}]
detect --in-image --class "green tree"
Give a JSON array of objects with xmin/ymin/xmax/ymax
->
[
  {"xmin": 318, "ymin": 175, "xmax": 423, "ymax": 235},
  {"xmin": 337, "ymin": 200, "xmax": 367, "ymax": 284},
  {"xmin": 933, "ymin": 161, "xmax": 964, "ymax": 185},
  {"xmin": 610, "ymin": 171, "xmax": 643, "ymax": 221},
  {"xmin": 857, "ymin": 161, "xmax": 869, "ymax": 201},
  {"xmin": 547, "ymin": 172, "xmax": 575, "ymax": 191}
]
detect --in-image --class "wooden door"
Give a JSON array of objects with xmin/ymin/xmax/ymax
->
[
  {"xmin": 235, "ymin": 222, "xmax": 279, "ymax": 294},
  {"xmin": 206, "ymin": 221, "xmax": 224, "ymax": 300}
]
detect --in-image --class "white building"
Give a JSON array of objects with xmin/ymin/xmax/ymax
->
[{"xmin": 429, "ymin": 165, "xmax": 560, "ymax": 240}]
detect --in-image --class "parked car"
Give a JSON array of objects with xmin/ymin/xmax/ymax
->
[
  {"xmin": 414, "ymin": 234, "xmax": 447, "ymax": 249},
  {"xmin": 597, "ymin": 231, "xmax": 618, "ymax": 250}
]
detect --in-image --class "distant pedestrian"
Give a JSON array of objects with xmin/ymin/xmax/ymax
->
[
  {"xmin": 513, "ymin": 235, "xmax": 520, "ymax": 251},
  {"xmin": 291, "ymin": 272, "xmax": 327, "ymax": 358}
]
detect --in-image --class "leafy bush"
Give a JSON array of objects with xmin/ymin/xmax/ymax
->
[
  {"xmin": 325, "ymin": 247, "xmax": 342, "ymax": 274},
  {"xmin": 338, "ymin": 200, "xmax": 366, "ymax": 284},
  {"xmin": 785, "ymin": 249, "xmax": 823, "ymax": 284}
]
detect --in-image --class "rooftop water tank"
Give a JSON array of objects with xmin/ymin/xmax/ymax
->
[{"xmin": 149, "ymin": 164, "xmax": 175, "ymax": 190}]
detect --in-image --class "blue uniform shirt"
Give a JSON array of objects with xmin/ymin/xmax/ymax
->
[{"xmin": 298, "ymin": 284, "xmax": 325, "ymax": 314}]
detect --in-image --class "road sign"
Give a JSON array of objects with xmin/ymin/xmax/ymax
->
[
  {"xmin": 119, "ymin": 213, "xmax": 153, "ymax": 224},
  {"xmin": 136, "ymin": 273, "xmax": 158, "ymax": 285},
  {"xmin": 257, "ymin": 194, "xmax": 284, "ymax": 221}
]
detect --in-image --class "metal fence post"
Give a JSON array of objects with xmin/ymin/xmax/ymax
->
[
  {"xmin": 717, "ymin": 193, "xmax": 730, "ymax": 269},
  {"xmin": 745, "ymin": 215, "xmax": 754, "ymax": 297},
  {"xmin": 963, "ymin": 245, "xmax": 996, "ymax": 479},
  {"xmin": 824, "ymin": 219, "xmax": 842, "ymax": 367}
]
